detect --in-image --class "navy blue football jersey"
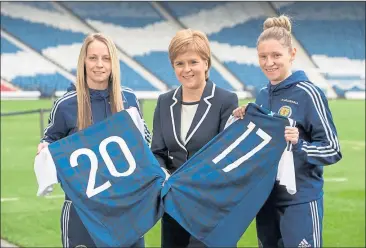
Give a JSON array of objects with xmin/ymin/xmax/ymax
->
[
  {"xmin": 47, "ymin": 110, "xmax": 165, "ymax": 247},
  {"xmin": 161, "ymin": 103, "xmax": 292, "ymax": 247}
]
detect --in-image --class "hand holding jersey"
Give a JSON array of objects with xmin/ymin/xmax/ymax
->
[
  {"xmin": 37, "ymin": 141, "xmax": 49, "ymax": 155},
  {"xmin": 232, "ymin": 104, "xmax": 247, "ymax": 119},
  {"xmin": 233, "ymin": 105, "xmax": 300, "ymax": 145}
]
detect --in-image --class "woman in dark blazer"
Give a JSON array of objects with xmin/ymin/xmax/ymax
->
[{"xmin": 151, "ymin": 28, "xmax": 239, "ymax": 248}]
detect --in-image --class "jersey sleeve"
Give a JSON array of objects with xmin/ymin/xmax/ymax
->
[
  {"xmin": 126, "ymin": 107, "xmax": 149, "ymax": 140},
  {"xmin": 293, "ymin": 84, "xmax": 342, "ymax": 166},
  {"xmin": 127, "ymin": 90, "xmax": 152, "ymax": 145},
  {"xmin": 41, "ymin": 100, "xmax": 69, "ymax": 144}
]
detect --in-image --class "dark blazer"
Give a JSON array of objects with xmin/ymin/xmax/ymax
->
[{"xmin": 151, "ymin": 79, "xmax": 239, "ymax": 173}]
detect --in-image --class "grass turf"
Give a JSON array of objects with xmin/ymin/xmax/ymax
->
[{"xmin": 1, "ymin": 99, "xmax": 364, "ymax": 247}]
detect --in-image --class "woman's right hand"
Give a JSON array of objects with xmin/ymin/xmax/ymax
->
[
  {"xmin": 37, "ymin": 142, "xmax": 49, "ymax": 155},
  {"xmin": 232, "ymin": 105, "xmax": 247, "ymax": 119}
]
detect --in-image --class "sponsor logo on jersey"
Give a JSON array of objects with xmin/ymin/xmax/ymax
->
[
  {"xmin": 278, "ymin": 105, "xmax": 292, "ymax": 117},
  {"xmin": 281, "ymin": 98, "xmax": 299, "ymax": 105}
]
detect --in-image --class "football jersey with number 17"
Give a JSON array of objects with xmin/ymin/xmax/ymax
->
[{"xmin": 161, "ymin": 103, "xmax": 294, "ymax": 247}]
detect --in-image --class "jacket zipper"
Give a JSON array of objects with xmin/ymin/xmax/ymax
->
[{"xmin": 269, "ymin": 88, "xmax": 273, "ymax": 111}]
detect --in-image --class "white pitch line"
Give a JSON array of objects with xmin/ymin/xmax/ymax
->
[
  {"xmin": 1, "ymin": 195, "xmax": 65, "ymax": 202},
  {"xmin": 340, "ymin": 140, "xmax": 365, "ymax": 146},
  {"xmin": 44, "ymin": 194, "xmax": 65, "ymax": 199},
  {"xmin": 324, "ymin": 177, "xmax": 348, "ymax": 182},
  {"xmin": 1, "ymin": 197, "xmax": 19, "ymax": 202}
]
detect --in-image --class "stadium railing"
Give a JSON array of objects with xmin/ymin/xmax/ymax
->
[{"xmin": 1, "ymin": 108, "xmax": 50, "ymax": 138}]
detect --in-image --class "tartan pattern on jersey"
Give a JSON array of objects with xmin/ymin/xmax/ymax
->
[
  {"xmin": 48, "ymin": 110, "xmax": 165, "ymax": 247},
  {"xmin": 46, "ymin": 103, "xmax": 293, "ymax": 247},
  {"xmin": 161, "ymin": 103, "xmax": 291, "ymax": 247}
]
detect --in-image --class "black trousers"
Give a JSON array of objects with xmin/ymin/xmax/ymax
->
[
  {"xmin": 161, "ymin": 213, "xmax": 206, "ymax": 248},
  {"xmin": 61, "ymin": 200, "xmax": 145, "ymax": 248}
]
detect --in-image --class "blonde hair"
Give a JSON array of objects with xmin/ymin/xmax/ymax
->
[
  {"xmin": 257, "ymin": 15, "xmax": 293, "ymax": 50},
  {"xmin": 75, "ymin": 33, "xmax": 123, "ymax": 131},
  {"xmin": 168, "ymin": 29, "xmax": 211, "ymax": 80}
]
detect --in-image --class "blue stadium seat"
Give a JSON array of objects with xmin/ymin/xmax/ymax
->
[
  {"xmin": 1, "ymin": 36, "xmax": 73, "ymax": 96},
  {"xmin": 64, "ymin": 1, "xmax": 234, "ymax": 90},
  {"xmin": 17, "ymin": 1, "xmax": 60, "ymax": 12},
  {"xmin": 207, "ymin": 18, "xmax": 268, "ymax": 94},
  {"xmin": 163, "ymin": 2, "xmax": 267, "ymax": 93},
  {"xmin": 63, "ymin": 2, "xmax": 172, "ymax": 90},
  {"xmin": 208, "ymin": 19, "xmax": 265, "ymax": 47},
  {"xmin": 135, "ymin": 52, "xmax": 234, "ymax": 90},
  {"xmin": 119, "ymin": 61, "xmax": 157, "ymax": 91},
  {"xmin": 275, "ymin": 2, "xmax": 365, "ymax": 60},
  {"xmin": 134, "ymin": 52, "xmax": 179, "ymax": 88},
  {"xmin": 1, "ymin": 3, "xmax": 158, "ymax": 92},
  {"xmin": 275, "ymin": 2, "xmax": 365, "ymax": 97},
  {"xmin": 63, "ymin": 2, "xmax": 162, "ymax": 28},
  {"xmin": 161, "ymin": 2, "xmax": 225, "ymax": 17},
  {"xmin": 2, "ymin": 2, "xmax": 364, "ymax": 97},
  {"xmin": 11, "ymin": 73, "xmax": 72, "ymax": 97},
  {"xmin": 1, "ymin": 15, "xmax": 85, "ymax": 51},
  {"xmin": 1, "ymin": 37, "xmax": 22, "ymax": 53},
  {"xmin": 224, "ymin": 63, "xmax": 268, "ymax": 95}
]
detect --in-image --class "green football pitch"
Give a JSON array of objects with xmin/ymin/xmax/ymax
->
[{"xmin": 1, "ymin": 99, "xmax": 365, "ymax": 247}]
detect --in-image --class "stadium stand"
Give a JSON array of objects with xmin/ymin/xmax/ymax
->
[
  {"xmin": 1, "ymin": 1, "xmax": 161, "ymax": 92},
  {"xmin": 1, "ymin": 2, "xmax": 365, "ymax": 99},
  {"xmin": 63, "ymin": 2, "xmax": 239, "ymax": 91},
  {"xmin": 161, "ymin": 2, "xmax": 269, "ymax": 94},
  {"xmin": 17, "ymin": 1, "xmax": 61, "ymax": 12},
  {"xmin": 1, "ymin": 31, "xmax": 73, "ymax": 96},
  {"xmin": 63, "ymin": 1, "xmax": 182, "ymax": 89},
  {"xmin": 273, "ymin": 2, "xmax": 365, "ymax": 98},
  {"xmin": 63, "ymin": 2, "xmax": 214, "ymax": 90}
]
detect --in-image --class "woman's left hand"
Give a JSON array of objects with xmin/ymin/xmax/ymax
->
[{"xmin": 284, "ymin": 126, "xmax": 299, "ymax": 145}]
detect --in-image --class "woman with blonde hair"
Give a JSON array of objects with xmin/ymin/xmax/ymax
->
[
  {"xmin": 151, "ymin": 28, "xmax": 238, "ymax": 248},
  {"xmin": 37, "ymin": 33, "xmax": 149, "ymax": 248},
  {"xmin": 232, "ymin": 15, "xmax": 341, "ymax": 247}
]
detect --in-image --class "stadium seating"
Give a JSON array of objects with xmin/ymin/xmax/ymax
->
[
  {"xmin": 1, "ymin": 2, "xmax": 364, "ymax": 98},
  {"xmin": 63, "ymin": 2, "xmax": 181, "ymax": 89},
  {"xmin": 1, "ymin": 2, "xmax": 159, "ymax": 92},
  {"xmin": 1, "ymin": 33, "xmax": 73, "ymax": 96},
  {"xmin": 1, "ymin": 15, "xmax": 85, "ymax": 52},
  {"xmin": 17, "ymin": 1, "xmax": 59, "ymax": 12},
  {"xmin": 274, "ymin": 2, "xmax": 365, "ymax": 97},
  {"xmin": 162, "ymin": 2, "xmax": 271, "ymax": 94},
  {"xmin": 64, "ymin": 1, "xmax": 235, "ymax": 90},
  {"xmin": 1, "ymin": 36, "xmax": 21, "ymax": 53}
]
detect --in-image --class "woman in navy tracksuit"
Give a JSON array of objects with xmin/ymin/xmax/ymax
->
[
  {"xmin": 233, "ymin": 15, "xmax": 342, "ymax": 247},
  {"xmin": 37, "ymin": 33, "xmax": 149, "ymax": 248}
]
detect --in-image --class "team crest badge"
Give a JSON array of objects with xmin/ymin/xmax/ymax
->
[{"xmin": 278, "ymin": 105, "xmax": 292, "ymax": 117}]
